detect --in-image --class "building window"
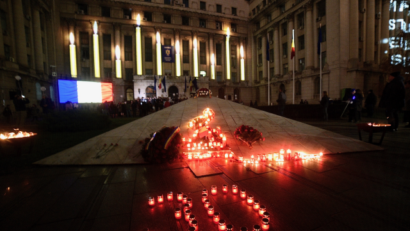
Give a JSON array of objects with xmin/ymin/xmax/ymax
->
[
  {"xmin": 297, "ymin": 12, "xmax": 304, "ymax": 28},
  {"xmin": 319, "ymin": 26, "xmax": 327, "ymax": 42},
  {"xmin": 82, "ymin": 67, "xmax": 90, "ymax": 79},
  {"xmin": 298, "ymin": 35, "xmax": 305, "ymax": 50},
  {"xmin": 164, "ymin": 14, "xmax": 171, "ymax": 23},
  {"xmin": 299, "ymin": 58, "xmax": 305, "ymax": 72},
  {"xmin": 200, "ymin": 1, "xmax": 206, "ymax": 10},
  {"xmin": 295, "ymin": 80, "xmax": 301, "ymax": 96},
  {"xmin": 317, "ymin": 0, "xmax": 326, "ymax": 17},
  {"xmin": 124, "ymin": 35, "xmax": 133, "ymax": 61},
  {"xmin": 183, "ymin": 70, "xmax": 190, "ymax": 76},
  {"xmin": 231, "ymin": 23, "xmax": 237, "ymax": 32},
  {"xmin": 281, "ymin": 22, "xmax": 287, "ymax": 36},
  {"xmin": 216, "ymin": 71, "xmax": 222, "ymax": 82},
  {"xmin": 231, "ymin": 72, "xmax": 237, "ymax": 82},
  {"xmin": 123, "ymin": 9, "xmax": 132, "ymax": 19},
  {"xmin": 42, "ymin": 37, "xmax": 46, "ymax": 54},
  {"xmin": 78, "ymin": 4, "xmax": 88, "ymax": 15},
  {"xmin": 4, "ymin": 44, "xmax": 10, "ymax": 59},
  {"xmin": 183, "ymin": 0, "xmax": 189, "ymax": 7},
  {"xmin": 101, "ymin": 7, "xmax": 110, "ymax": 17},
  {"xmin": 231, "ymin": 45, "xmax": 237, "ymax": 69},
  {"xmin": 259, "ymin": 71, "xmax": 263, "ymax": 81},
  {"xmin": 164, "ymin": 0, "xmax": 171, "ymax": 4},
  {"xmin": 258, "ymin": 54, "xmax": 262, "ymax": 66},
  {"xmin": 144, "ymin": 12, "xmax": 152, "ymax": 21},
  {"xmin": 146, "ymin": 69, "xmax": 153, "ymax": 75},
  {"xmin": 216, "ymin": 43, "xmax": 222, "ymax": 65},
  {"xmin": 200, "ymin": 42, "xmax": 206, "ymax": 65},
  {"xmin": 27, "ymin": 55, "xmax": 31, "ymax": 68},
  {"xmin": 217, "ymin": 4, "xmax": 222, "ymax": 13},
  {"xmin": 80, "ymin": 32, "xmax": 90, "ymax": 60},
  {"xmin": 0, "ymin": 10, "xmax": 7, "ymax": 35},
  {"xmin": 25, "ymin": 26, "xmax": 30, "ymax": 47},
  {"xmin": 104, "ymin": 68, "xmax": 112, "ymax": 78},
  {"xmin": 216, "ymin": 21, "xmax": 222, "ymax": 30},
  {"xmin": 103, "ymin": 34, "xmax": 111, "ymax": 60},
  {"xmin": 232, "ymin": 7, "xmax": 237, "ymax": 16},
  {"xmin": 183, "ymin": 40, "xmax": 189, "ymax": 63},
  {"xmin": 182, "ymin": 16, "xmax": 189, "ymax": 26},
  {"xmin": 125, "ymin": 68, "xmax": 133, "ymax": 81},
  {"xmin": 200, "ymin": 19, "xmax": 206, "ymax": 28},
  {"xmin": 164, "ymin": 38, "xmax": 171, "ymax": 46},
  {"xmin": 258, "ymin": 37, "xmax": 262, "ymax": 50},
  {"xmin": 145, "ymin": 37, "xmax": 152, "ymax": 62},
  {"xmin": 314, "ymin": 77, "xmax": 320, "ymax": 95},
  {"xmin": 283, "ymin": 64, "xmax": 288, "ymax": 74},
  {"xmin": 282, "ymin": 43, "xmax": 288, "ymax": 57}
]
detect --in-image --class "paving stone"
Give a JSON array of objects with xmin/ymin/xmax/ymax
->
[
  {"xmin": 96, "ymin": 181, "xmax": 135, "ymax": 218},
  {"xmin": 187, "ymin": 159, "xmax": 223, "ymax": 177}
]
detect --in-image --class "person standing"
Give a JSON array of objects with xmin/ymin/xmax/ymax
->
[
  {"xmin": 320, "ymin": 91, "xmax": 329, "ymax": 121},
  {"xmin": 276, "ymin": 88, "xmax": 286, "ymax": 116},
  {"xmin": 355, "ymin": 89, "xmax": 364, "ymax": 122},
  {"xmin": 13, "ymin": 95, "xmax": 30, "ymax": 128},
  {"xmin": 379, "ymin": 72, "xmax": 406, "ymax": 131},
  {"xmin": 403, "ymin": 80, "xmax": 410, "ymax": 128},
  {"xmin": 365, "ymin": 89, "xmax": 377, "ymax": 118}
]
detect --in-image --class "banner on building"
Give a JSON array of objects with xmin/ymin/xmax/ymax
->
[{"xmin": 162, "ymin": 46, "xmax": 174, "ymax": 63}]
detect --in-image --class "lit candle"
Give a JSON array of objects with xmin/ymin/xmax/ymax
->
[
  {"xmin": 232, "ymin": 185, "xmax": 238, "ymax": 194},
  {"xmin": 202, "ymin": 193, "xmax": 208, "ymax": 203},
  {"xmin": 238, "ymin": 157, "xmax": 244, "ymax": 162},
  {"xmin": 188, "ymin": 154, "xmax": 192, "ymax": 159},
  {"xmin": 225, "ymin": 153, "xmax": 228, "ymax": 158},
  {"xmin": 174, "ymin": 208, "xmax": 182, "ymax": 219},
  {"xmin": 177, "ymin": 192, "xmax": 183, "ymax": 202},
  {"xmin": 280, "ymin": 149, "xmax": 285, "ymax": 155},
  {"xmin": 253, "ymin": 224, "xmax": 261, "ymax": 231},
  {"xmin": 204, "ymin": 199, "xmax": 210, "ymax": 209},
  {"xmin": 188, "ymin": 138, "xmax": 192, "ymax": 142},
  {"xmin": 253, "ymin": 200, "xmax": 260, "ymax": 210},
  {"xmin": 189, "ymin": 214, "xmax": 196, "ymax": 226},
  {"xmin": 148, "ymin": 197, "xmax": 155, "ymax": 206},
  {"xmin": 229, "ymin": 153, "xmax": 233, "ymax": 158},
  {"xmin": 207, "ymin": 205, "xmax": 215, "ymax": 216},
  {"xmin": 273, "ymin": 153, "xmax": 278, "ymax": 161},
  {"xmin": 227, "ymin": 224, "xmax": 234, "ymax": 231},
  {"xmin": 218, "ymin": 219, "xmax": 227, "ymax": 230},
  {"xmin": 287, "ymin": 149, "xmax": 291, "ymax": 154},
  {"xmin": 183, "ymin": 203, "xmax": 190, "ymax": 213},
  {"xmin": 185, "ymin": 209, "xmax": 191, "ymax": 221},
  {"xmin": 213, "ymin": 212, "xmax": 220, "ymax": 224},
  {"xmin": 182, "ymin": 194, "xmax": 188, "ymax": 204},
  {"xmin": 259, "ymin": 205, "xmax": 267, "ymax": 217},
  {"xmin": 191, "ymin": 220, "xmax": 198, "ymax": 229},
  {"xmin": 223, "ymin": 136, "xmax": 227, "ymax": 146},
  {"xmin": 240, "ymin": 189, "xmax": 247, "ymax": 199},
  {"xmin": 261, "ymin": 218, "xmax": 270, "ymax": 230},
  {"xmin": 268, "ymin": 154, "xmax": 273, "ymax": 161},
  {"xmin": 257, "ymin": 155, "xmax": 261, "ymax": 161},
  {"xmin": 157, "ymin": 195, "xmax": 164, "ymax": 203},
  {"xmin": 167, "ymin": 191, "xmax": 173, "ymax": 201},
  {"xmin": 222, "ymin": 184, "xmax": 228, "ymax": 193},
  {"xmin": 211, "ymin": 185, "xmax": 217, "ymax": 195},
  {"xmin": 187, "ymin": 198, "xmax": 193, "ymax": 208},
  {"xmin": 247, "ymin": 195, "xmax": 254, "ymax": 205},
  {"xmin": 263, "ymin": 212, "xmax": 270, "ymax": 221}
]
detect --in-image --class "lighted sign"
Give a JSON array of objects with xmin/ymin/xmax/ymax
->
[{"xmin": 388, "ymin": 0, "xmax": 410, "ymax": 66}]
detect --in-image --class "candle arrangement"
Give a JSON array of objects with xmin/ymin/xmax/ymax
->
[
  {"xmin": 174, "ymin": 208, "xmax": 182, "ymax": 219},
  {"xmin": 219, "ymin": 219, "xmax": 227, "ymax": 230}
]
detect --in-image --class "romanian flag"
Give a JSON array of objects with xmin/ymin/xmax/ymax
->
[
  {"xmin": 158, "ymin": 76, "xmax": 162, "ymax": 89},
  {"xmin": 291, "ymin": 30, "xmax": 295, "ymax": 60},
  {"xmin": 164, "ymin": 127, "xmax": 180, "ymax": 150}
]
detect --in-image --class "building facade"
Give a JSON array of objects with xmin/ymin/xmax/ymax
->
[{"xmin": 0, "ymin": 0, "xmax": 405, "ymax": 112}]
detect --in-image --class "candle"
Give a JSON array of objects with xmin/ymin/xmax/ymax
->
[
  {"xmin": 251, "ymin": 155, "xmax": 254, "ymax": 160},
  {"xmin": 225, "ymin": 153, "xmax": 228, "ymax": 158},
  {"xmin": 167, "ymin": 191, "xmax": 173, "ymax": 201},
  {"xmin": 259, "ymin": 205, "xmax": 267, "ymax": 217},
  {"xmin": 226, "ymin": 224, "xmax": 234, "ymax": 231},
  {"xmin": 247, "ymin": 195, "xmax": 254, "ymax": 205},
  {"xmin": 213, "ymin": 212, "xmax": 220, "ymax": 224},
  {"xmin": 222, "ymin": 184, "xmax": 228, "ymax": 193},
  {"xmin": 185, "ymin": 209, "xmax": 191, "ymax": 221},
  {"xmin": 191, "ymin": 220, "xmax": 198, "ymax": 229},
  {"xmin": 253, "ymin": 224, "xmax": 261, "ymax": 231},
  {"xmin": 273, "ymin": 153, "xmax": 278, "ymax": 161},
  {"xmin": 229, "ymin": 153, "xmax": 233, "ymax": 158},
  {"xmin": 280, "ymin": 149, "xmax": 284, "ymax": 154},
  {"xmin": 182, "ymin": 194, "xmax": 188, "ymax": 204},
  {"xmin": 187, "ymin": 198, "xmax": 193, "ymax": 208},
  {"xmin": 222, "ymin": 136, "xmax": 227, "ymax": 146},
  {"xmin": 263, "ymin": 212, "xmax": 270, "ymax": 221},
  {"xmin": 189, "ymin": 122, "xmax": 193, "ymax": 128},
  {"xmin": 188, "ymin": 227, "xmax": 196, "ymax": 231},
  {"xmin": 204, "ymin": 199, "xmax": 210, "ymax": 209},
  {"xmin": 202, "ymin": 193, "xmax": 208, "ymax": 203},
  {"xmin": 183, "ymin": 203, "xmax": 190, "ymax": 213},
  {"xmin": 261, "ymin": 218, "xmax": 270, "ymax": 230},
  {"xmin": 267, "ymin": 154, "xmax": 273, "ymax": 161},
  {"xmin": 148, "ymin": 197, "xmax": 155, "ymax": 206},
  {"xmin": 238, "ymin": 157, "xmax": 244, "ymax": 162},
  {"xmin": 232, "ymin": 185, "xmax": 238, "ymax": 194},
  {"xmin": 207, "ymin": 205, "xmax": 215, "ymax": 216},
  {"xmin": 157, "ymin": 195, "xmax": 164, "ymax": 203},
  {"xmin": 211, "ymin": 185, "xmax": 217, "ymax": 195},
  {"xmin": 257, "ymin": 155, "xmax": 261, "ymax": 161},
  {"xmin": 188, "ymin": 154, "xmax": 192, "ymax": 159},
  {"xmin": 240, "ymin": 227, "xmax": 248, "ymax": 231},
  {"xmin": 188, "ymin": 138, "xmax": 192, "ymax": 142},
  {"xmin": 218, "ymin": 219, "xmax": 227, "ymax": 230},
  {"xmin": 177, "ymin": 192, "xmax": 183, "ymax": 202},
  {"xmin": 174, "ymin": 208, "xmax": 182, "ymax": 219},
  {"xmin": 202, "ymin": 188, "xmax": 208, "ymax": 195},
  {"xmin": 189, "ymin": 214, "xmax": 196, "ymax": 226},
  {"xmin": 262, "ymin": 154, "xmax": 266, "ymax": 162},
  {"xmin": 287, "ymin": 149, "xmax": 291, "ymax": 154},
  {"xmin": 253, "ymin": 200, "xmax": 260, "ymax": 210},
  {"xmin": 240, "ymin": 189, "xmax": 246, "ymax": 199}
]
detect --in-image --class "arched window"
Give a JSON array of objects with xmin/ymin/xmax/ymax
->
[
  {"xmin": 295, "ymin": 80, "xmax": 301, "ymax": 96},
  {"xmin": 168, "ymin": 85, "xmax": 179, "ymax": 97},
  {"xmin": 314, "ymin": 77, "xmax": 320, "ymax": 96},
  {"xmin": 126, "ymin": 88, "xmax": 134, "ymax": 101}
]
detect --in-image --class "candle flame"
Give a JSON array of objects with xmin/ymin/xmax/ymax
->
[
  {"xmin": 115, "ymin": 45, "xmax": 121, "ymax": 60},
  {"xmin": 240, "ymin": 45, "xmax": 244, "ymax": 58},
  {"xmin": 136, "ymin": 14, "xmax": 141, "ymax": 26},
  {"xmin": 69, "ymin": 32, "xmax": 74, "ymax": 45},
  {"xmin": 175, "ymin": 40, "xmax": 180, "ymax": 54},
  {"xmin": 93, "ymin": 21, "xmax": 98, "ymax": 34}
]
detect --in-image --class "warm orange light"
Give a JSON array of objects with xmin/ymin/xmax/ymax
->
[
  {"xmin": 247, "ymin": 195, "xmax": 254, "ymax": 205},
  {"xmin": 0, "ymin": 131, "xmax": 36, "ymax": 140},
  {"xmin": 208, "ymin": 205, "xmax": 215, "ymax": 216},
  {"xmin": 253, "ymin": 200, "xmax": 260, "ymax": 210},
  {"xmin": 204, "ymin": 199, "xmax": 210, "ymax": 209},
  {"xmin": 232, "ymin": 185, "xmax": 238, "ymax": 194},
  {"xmin": 157, "ymin": 195, "xmax": 163, "ymax": 203},
  {"xmin": 174, "ymin": 208, "xmax": 182, "ymax": 219},
  {"xmin": 218, "ymin": 219, "xmax": 227, "ymax": 230},
  {"xmin": 213, "ymin": 212, "xmax": 220, "ymax": 224},
  {"xmin": 184, "ymin": 209, "xmax": 191, "ymax": 221},
  {"xmin": 259, "ymin": 205, "xmax": 267, "ymax": 217},
  {"xmin": 211, "ymin": 185, "xmax": 217, "ymax": 195},
  {"xmin": 167, "ymin": 191, "xmax": 173, "ymax": 201},
  {"xmin": 177, "ymin": 192, "xmax": 183, "ymax": 202},
  {"xmin": 148, "ymin": 197, "xmax": 155, "ymax": 206},
  {"xmin": 240, "ymin": 189, "xmax": 246, "ymax": 199}
]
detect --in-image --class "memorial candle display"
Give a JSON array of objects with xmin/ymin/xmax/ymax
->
[
  {"xmin": 185, "ymin": 210, "xmax": 191, "ymax": 221},
  {"xmin": 204, "ymin": 199, "xmax": 210, "ymax": 209},
  {"xmin": 268, "ymin": 154, "xmax": 273, "ymax": 161},
  {"xmin": 167, "ymin": 191, "xmax": 173, "ymax": 201},
  {"xmin": 182, "ymin": 195, "xmax": 188, "ymax": 204},
  {"xmin": 213, "ymin": 212, "xmax": 220, "ymax": 224},
  {"xmin": 148, "ymin": 197, "xmax": 155, "ymax": 206},
  {"xmin": 177, "ymin": 192, "xmax": 183, "ymax": 202},
  {"xmin": 263, "ymin": 212, "xmax": 270, "ymax": 221},
  {"xmin": 227, "ymin": 224, "xmax": 234, "ymax": 231},
  {"xmin": 187, "ymin": 198, "xmax": 193, "ymax": 208},
  {"xmin": 240, "ymin": 189, "xmax": 247, "ymax": 199},
  {"xmin": 232, "ymin": 185, "xmax": 238, "ymax": 194},
  {"xmin": 189, "ymin": 214, "xmax": 196, "ymax": 226},
  {"xmin": 174, "ymin": 208, "xmax": 182, "ymax": 219},
  {"xmin": 261, "ymin": 218, "xmax": 270, "ymax": 230},
  {"xmin": 202, "ymin": 193, "xmax": 208, "ymax": 203},
  {"xmin": 191, "ymin": 220, "xmax": 198, "ymax": 229},
  {"xmin": 211, "ymin": 185, "xmax": 217, "ymax": 195},
  {"xmin": 259, "ymin": 205, "xmax": 267, "ymax": 217},
  {"xmin": 207, "ymin": 205, "xmax": 215, "ymax": 216},
  {"xmin": 218, "ymin": 219, "xmax": 227, "ymax": 230},
  {"xmin": 157, "ymin": 195, "xmax": 164, "ymax": 203},
  {"xmin": 253, "ymin": 225, "xmax": 261, "ymax": 231},
  {"xmin": 247, "ymin": 195, "xmax": 254, "ymax": 205},
  {"xmin": 183, "ymin": 204, "xmax": 190, "ymax": 213},
  {"xmin": 222, "ymin": 184, "xmax": 228, "ymax": 193},
  {"xmin": 253, "ymin": 200, "xmax": 260, "ymax": 210}
]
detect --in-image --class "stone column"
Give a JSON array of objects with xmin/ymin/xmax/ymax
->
[
  {"xmin": 349, "ymin": 0, "xmax": 359, "ymax": 65},
  {"xmin": 261, "ymin": 33, "xmax": 267, "ymax": 79},
  {"xmin": 366, "ymin": 0, "xmax": 375, "ymax": 63},
  {"xmin": 32, "ymin": 8, "xmax": 44, "ymax": 72},
  {"xmin": 305, "ymin": 2, "xmax": 314, "ymax": 69},
  {"xmin": 380, "ymin": 0, "xmax": 390, "ymax": 62},
  {"xmin": 287, "ymin": 16, "xmax": 294, "ymax": 73},
  {"xmin": 273, "ymin": 24, "xmax": 280, "ymax": 75},
  {"xmin": 12, "ymin": 0, "xmax": 28, "ymax": 66}
]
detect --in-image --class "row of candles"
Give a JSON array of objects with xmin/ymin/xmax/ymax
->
[
  {"xmin": 367, "ymin": 123, "xmax": 391, "ymax": 127},
  {"xmin": 0, "ymin": 131, "xmax": 36, "ymax": 140},
  {"xmin": 188, "ymin": 108, "xmax": 215, "ymax": 129}
]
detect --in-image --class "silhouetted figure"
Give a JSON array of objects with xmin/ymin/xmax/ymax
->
[
  {"xmin": 276, "ymin": 88, "xmax": 286, "ymax": 116},
  {"xmin": 320, "ymin": 91, "xmax": 329, "ymax": 121},
  {"xmin": 365, "ymin": 89, "xmax": 377, "ymax": 118}
]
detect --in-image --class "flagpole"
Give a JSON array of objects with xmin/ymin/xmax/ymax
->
[
  {"xmin": 267, "ymin": 33, "xmax": 270, "ymax": 106},
  {"xmin": 319, "ymin": 24, "xmax": 322, "ymax": 99},
  {"xmin": 292, "ymin": 29, "xmax": 295, "ymax": 105}
]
